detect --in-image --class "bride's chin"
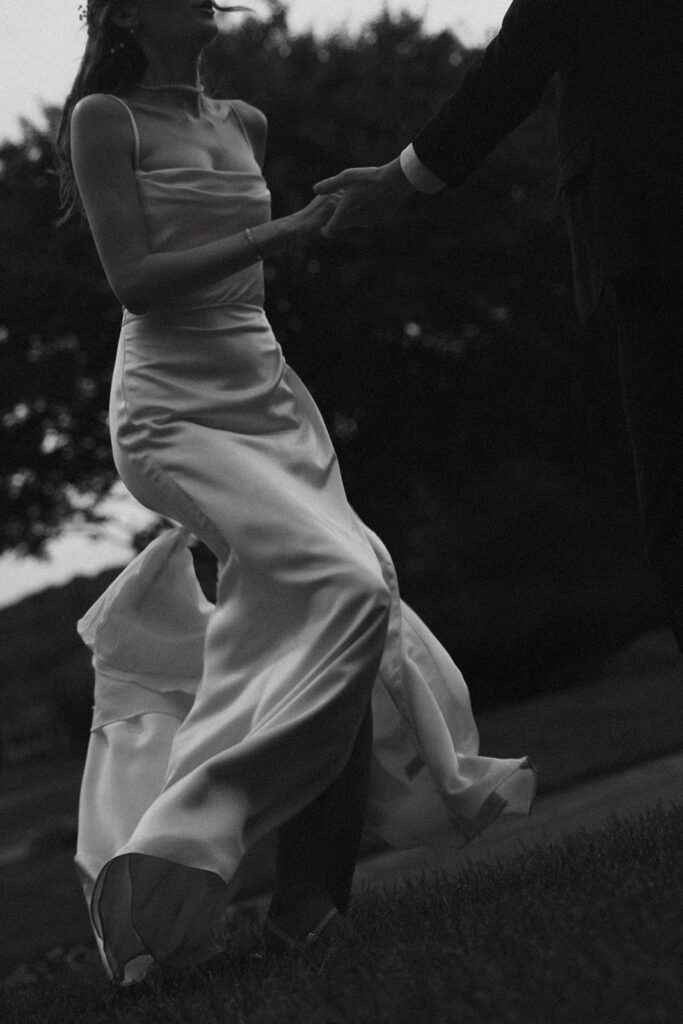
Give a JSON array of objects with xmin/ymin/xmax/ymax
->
[{"xmin": 192, "ymin": 16, "xmax": 220, "ymax": 38}]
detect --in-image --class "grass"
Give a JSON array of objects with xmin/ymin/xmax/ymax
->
[
  {"xmin": 477, "ymin": 628, "xmax": 683, "ymax": 791},
  {"xmin": 3, "ymin": 627, "xmax": 681, "ymax": 981},
  {"xmin": 3, "ymin": 803, "xmax": 682, "ymax": 1024}
]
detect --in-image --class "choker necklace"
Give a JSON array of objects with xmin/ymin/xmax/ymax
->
[{"xmin": 139, "ymin": 83, "xmax": 204, "ymax": 94}]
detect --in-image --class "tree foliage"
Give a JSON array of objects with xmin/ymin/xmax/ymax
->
[{"xmin": 0, "ymin": 109, "xmax": 120, "ymax": 551}]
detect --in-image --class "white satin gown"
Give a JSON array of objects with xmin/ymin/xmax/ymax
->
[{"xmin": 75, "ymin": 94, "xmax": 536, "ymax": 985}]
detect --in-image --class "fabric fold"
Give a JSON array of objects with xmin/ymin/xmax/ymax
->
[{"xmin": 76, "ymin": 525, "xmax": 535, "ymax": 985}]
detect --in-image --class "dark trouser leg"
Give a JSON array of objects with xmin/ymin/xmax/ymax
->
[
  {"xmin": 319, "ymin": 697, "xmax": 374, "ymax": 913},
  {"xmin": 613, "ymin": 273, "xmax": 683, "ymax": 656},
  {"xmin": 270, "ymin": 697, "xmax": 374, "ymax": 924}
]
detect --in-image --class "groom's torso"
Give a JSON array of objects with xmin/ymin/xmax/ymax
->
[
  {"xmin": 557, "ymin": 0, "xmax": 683, "ymax": 314},
  {"xmin": 556, "ymin": 0, "xmax": 682, "ymax": 164},
  {"xmin": 413, "ymin": 0, "xmax": 683, "ymax": 321}
]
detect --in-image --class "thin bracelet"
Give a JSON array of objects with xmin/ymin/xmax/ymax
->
[{"xmin": 243, "ymin": 227, "xmax": 263, "ymax": 261}]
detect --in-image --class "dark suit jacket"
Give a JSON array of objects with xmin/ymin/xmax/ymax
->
[{"xmin": 412, "ymin": 0, "xmax": 683, "ymax": 322}]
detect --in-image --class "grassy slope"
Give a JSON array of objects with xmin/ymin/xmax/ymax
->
[
  {"xmin": 477, "ymin": 628, "xmax": 683, "ymax": 791},
  {"xmin": 0, "ymin": 570, "xmax": 122, "ymax": 690},
  {"xmin": 3, "ymin": 804, "xmax": 681, "ymax": 1024},
  {"xmin": 1, "ymin": 626, "xmax": 681, "ymax": 980}
]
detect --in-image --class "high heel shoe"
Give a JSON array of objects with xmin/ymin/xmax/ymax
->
[{"xmin": 263, "ymin": 906, "xmax": 348, "ymax": 966}]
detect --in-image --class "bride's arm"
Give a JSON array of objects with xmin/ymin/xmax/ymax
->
[{"xmin": 70, "ymin": 94, "xmax": 334, "ymax": 315}]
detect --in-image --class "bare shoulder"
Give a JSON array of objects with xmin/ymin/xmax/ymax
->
[
  {"xmin": 70, "ymin": 93, "xmax": 135, "ymax": 159},
  {"xmin": 231, "ymin": 99, "xmax": 268, "ymax": 165},
  {"xmin": 71, "ymin": 93, "xmax": 130, "ymax": 135},
  {"xmin": 231, "ymin": 99, "xmax": 268, "ymax": 135}
]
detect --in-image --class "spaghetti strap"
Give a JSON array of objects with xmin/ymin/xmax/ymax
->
[
  {"xmin": 229, "ymin": 101, "xmax": 253, "ymax": 152},
  {"xmin": 105, "ymin": 95, "xmax": 141, "ymax": 172}
]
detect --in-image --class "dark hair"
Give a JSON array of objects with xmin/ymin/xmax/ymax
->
[
  {"xmin": 55, "ymin": 1, "xmax": 147, "ymax": 223},
  {"xmin": 55, "ymin": 2, "xmax": 253, "ymax": 223}
]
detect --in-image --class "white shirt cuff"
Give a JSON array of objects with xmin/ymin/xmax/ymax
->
[{"xmin": 399, "ymin": 144, "xmax": 446, "ymax": 194}]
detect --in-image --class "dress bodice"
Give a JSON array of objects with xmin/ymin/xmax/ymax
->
[{"xmin": 109, "ymin": 95, "xmax": 272, "ymax": 319}]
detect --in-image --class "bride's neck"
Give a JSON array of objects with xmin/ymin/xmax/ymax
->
[
  {"xmin": 139, "ymin": 48, "xmax": 202, "ymax": 91},
  {"xmin": 137, "ymin": 49, "xmax": 205, "ymax": 114}
]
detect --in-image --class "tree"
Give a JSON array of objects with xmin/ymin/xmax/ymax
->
[{"xmin": 0, "ymin": 109, "xmax": 121, "ymax": 553}]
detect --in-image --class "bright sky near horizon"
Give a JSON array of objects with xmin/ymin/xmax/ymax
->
[{"xmin": 0, "ymin": 0, "xmax": 510, "ymax": 609}]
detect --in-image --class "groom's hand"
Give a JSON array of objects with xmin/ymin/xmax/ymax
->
[{"xmin": 314, "ymin": 158, "xmax": 416, "ymax": 238}]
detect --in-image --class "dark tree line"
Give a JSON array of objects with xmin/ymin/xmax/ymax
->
[{"xmin": 0, "ymin": 7, "xmax": 662, "ymax": 702}]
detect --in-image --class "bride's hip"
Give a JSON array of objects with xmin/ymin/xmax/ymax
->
[{"xmin": 114, "ymin": 310, "xmax": 287, "ymax": 405}]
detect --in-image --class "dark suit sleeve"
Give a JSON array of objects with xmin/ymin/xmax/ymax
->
[{"xmin": 412, "ymin": 0, "xmax": 572, "ymax": 188}]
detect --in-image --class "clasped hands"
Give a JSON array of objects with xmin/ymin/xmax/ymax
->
[{"xmin": 299, "ymin": 158, "xmax": 417, "ymax": 240}]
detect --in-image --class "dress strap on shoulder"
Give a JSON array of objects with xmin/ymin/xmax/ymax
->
[
  {"xmin": 105, "ymin": 95, "xmax": 141, "ymax": 171},
  {"xmin": 229, "ymin": 101, "xmax": 252, "ymax": 151}
]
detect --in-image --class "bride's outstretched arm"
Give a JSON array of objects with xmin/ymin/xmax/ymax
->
[{"xmin": 71, "ymin": 94, "xmax": 338, "ymax": 315}]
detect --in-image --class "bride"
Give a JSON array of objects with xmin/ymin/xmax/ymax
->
[{"xmin": 57, "ymin": 0, "xmax": 536, "ymax": 985}]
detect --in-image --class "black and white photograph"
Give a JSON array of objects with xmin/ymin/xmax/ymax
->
[{"xmin": 1, "ymin": 2, "xmax": 682, "ymax": 1020}]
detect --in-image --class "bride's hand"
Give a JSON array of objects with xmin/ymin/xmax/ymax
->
[
  {"xmin": 258, "ymin": 193, "xmax": 344, "ymax": 259},
  {"xmin": 286, "ymin": 193, "xmax": 344, "ymax": 244}
]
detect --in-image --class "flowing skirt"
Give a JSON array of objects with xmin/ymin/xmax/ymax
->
[{"xmin": 75, "ymin": 306, "xmax": 536, "ymax": 984}]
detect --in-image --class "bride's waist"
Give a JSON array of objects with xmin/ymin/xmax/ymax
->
[
  {"xmin": 122, "ymin": 299, "xmax": 268, "ymax": 330},
  {"xmin": 122, "ymin": 263, "xmax": 266, "ymax": 327}
]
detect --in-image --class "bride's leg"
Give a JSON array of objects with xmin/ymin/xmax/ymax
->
[{"xmin": 268, "ymin": 698, "xmax": 373, "ymax": 936}]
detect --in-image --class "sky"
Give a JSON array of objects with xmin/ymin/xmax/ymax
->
[{"xmin": 0, "ymin": 0, "xmax": 511, "ymax": 608}]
